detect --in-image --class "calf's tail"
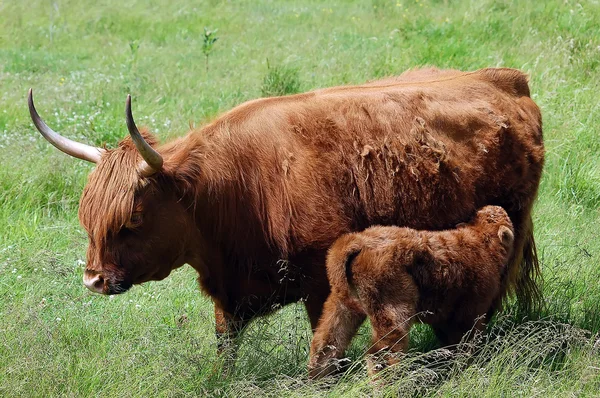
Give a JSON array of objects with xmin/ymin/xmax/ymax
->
[
  {"xmin": 344, "ymin": 248, "xmax": 362, "ymax": 295},
  {"xmin": 326, "ymin": 235, "xmax": 363, "ymax": 298}
]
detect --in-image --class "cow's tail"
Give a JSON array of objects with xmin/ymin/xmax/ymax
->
[{"xmin": 506, "ymin": 214, "xmax": 542, "ymax": 315}]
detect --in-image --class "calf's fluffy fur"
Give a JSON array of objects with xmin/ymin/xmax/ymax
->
[{"xmin": 309, "ymin": 205, "xmax": 514, "ymax": 377}]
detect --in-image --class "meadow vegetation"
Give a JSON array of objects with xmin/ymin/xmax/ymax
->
[{"xmin": 1, "ymin": 0, "xmax": 599, "ymax": 396}]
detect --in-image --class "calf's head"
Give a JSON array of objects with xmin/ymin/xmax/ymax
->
[
  {"xmin": 29, "ymin": 90, "xmax": 193, "ymax": 294},
  {"xmin": 471, "ymin": 205, "xmax": 515, "ymax": 258}
]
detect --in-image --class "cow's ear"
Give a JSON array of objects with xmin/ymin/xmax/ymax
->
[{"xmin": 498, "ymin": 226, "xmax": 514, "ymax": 247}]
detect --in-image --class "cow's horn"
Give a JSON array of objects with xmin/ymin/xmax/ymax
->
[
  {"xmin": 28, "ymin": 89, "xmax": 105, "ymax": 163},
  {"xmin": 125, "ymin": 94, "xmax": 163, "ymax": 176}
]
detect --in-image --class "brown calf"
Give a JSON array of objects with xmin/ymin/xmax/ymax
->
[{"xmin": 309, "ymin": 205, "xmax": 514, "ymax": 377}]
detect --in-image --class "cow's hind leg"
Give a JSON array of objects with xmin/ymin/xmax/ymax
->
[
  {"xmin": 308, "ymin": 294, "xmax": 366, "ymax": 379},
  {"xmin": 433, "ymin": 316, "xmax": 486, "ymax": 348}
]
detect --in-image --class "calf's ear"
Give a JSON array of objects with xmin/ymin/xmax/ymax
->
[{"xmin": 498, "ymin": 226, "xmax": 514, "ymax": 247}]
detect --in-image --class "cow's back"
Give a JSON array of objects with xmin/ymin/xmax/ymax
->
[{"xmin": 267, "ymin": 68, "xmax": 543, "ymax": 250}]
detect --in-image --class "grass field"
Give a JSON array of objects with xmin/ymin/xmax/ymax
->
[{"xmin": 1, "ymin": 0, "xmax": 600, "ymax": 396}]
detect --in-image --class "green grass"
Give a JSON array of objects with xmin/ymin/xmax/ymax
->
[{"xmin": 1, "ymin": 0, "xmax": 600, "ymax": 396}]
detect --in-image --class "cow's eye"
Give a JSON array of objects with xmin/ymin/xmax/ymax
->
[{"xmin": 127, "ymin": 212, "xmax": 143, "ymax": 228}]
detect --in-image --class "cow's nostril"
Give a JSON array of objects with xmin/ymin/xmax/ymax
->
[
  {"xmin": 83, "ymin": 273, "xmax": 105, "ymax": 294},
  {"xmin": 93, "ymin": 276, "xmax": 104, "ymax": 291}
]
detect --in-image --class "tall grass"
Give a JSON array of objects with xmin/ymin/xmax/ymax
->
[
  {"xmin": 261, "ymin": 62, "xmax": 301, "ymax": 97},
  {"xmin": 1, "ymin": 0, "xmax": 600, "ymax": 396}
]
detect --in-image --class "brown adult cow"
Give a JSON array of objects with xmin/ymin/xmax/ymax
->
[{"xmin": 29, "ymin": 67, "xmax": 544, "ymax": 363}]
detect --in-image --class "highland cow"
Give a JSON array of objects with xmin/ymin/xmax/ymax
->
[
  {"xmin": 28, "ymin": 67, "xmax": 543, "ymax": 365},
  {"xmin": 309, "ymin": 205, "xmax": 514, "ymax": 377}
]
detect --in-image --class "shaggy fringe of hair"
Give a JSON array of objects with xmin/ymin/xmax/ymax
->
[{"xmin": 79, "ymin": 131, "xmax": 155, "ymax": 244}]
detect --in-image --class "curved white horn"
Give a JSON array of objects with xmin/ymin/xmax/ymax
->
[
  {"xmin": 125, "ymin": 94, "xmax": 163, "ymax": 176},
  {"xmin": 28, "ymin": 89, "xmax": 105, "ymax": 163},
  {"xmin": 28, "ymin": 89, "xmax": 104, "ymax": 163}
]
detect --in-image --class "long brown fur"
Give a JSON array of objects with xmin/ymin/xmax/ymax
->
[
  {"xmin": 309, "ymin": 205, "xmax": 515, "ymax": 377},
  {"xmin": 75, "ymin": 67, "xmax": 544, "ymax": 363}
]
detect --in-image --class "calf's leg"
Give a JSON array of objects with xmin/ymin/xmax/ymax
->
[
  {"xmin": 367, "ymin": 305, "xmax": 413, "ymax": 375},
  {"xmin": 308, "ymin": 294, "xmax": 366, "ymax": 379}
]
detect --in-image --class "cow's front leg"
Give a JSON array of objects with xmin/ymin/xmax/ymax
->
[
  {"xmin": 303, "ymin": 289, "xmax": 330, "ymax": 331},
  {"xmin": 213, "ymin": 304, "xmax": 249, "ymax": 375},
  {"xmin": 308, "ymin": 294, "xmax": 366, "ymax": 379}
]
